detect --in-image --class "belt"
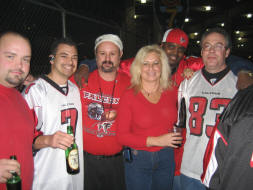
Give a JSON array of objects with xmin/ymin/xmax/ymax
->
[{"xmin": 84, "ymin": 151, "xmax": 122, "ymax": 160}]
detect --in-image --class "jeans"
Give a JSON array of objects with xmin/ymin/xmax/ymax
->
[
  {"xmin": 124, "ymin": 147, "xmax": 175, "ymax": 190},
  {"xmin": 180, "ymin": 174, "xmax": 206, "ymax": 190},
  {"xmin": 172, "ymin": 175, "xmax": 181, "ymax": 190}
]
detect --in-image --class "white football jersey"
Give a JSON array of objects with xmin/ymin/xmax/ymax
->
[
  {"xmin": 178, "ymin": 70, "xmax": 237, "ymax": 180},
  {"xmin": 23, "ymin": 76, "xmax": 83, "ymax": 190}
]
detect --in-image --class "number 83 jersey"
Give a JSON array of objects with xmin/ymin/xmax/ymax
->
[{"xmin": 178, "ymin": 69, "xmax": 237, "ymax": 181}]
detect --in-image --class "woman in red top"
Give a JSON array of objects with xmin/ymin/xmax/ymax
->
[{"xmin": 117, "ymin": 44, "xmax": 182, "ymax": 190}]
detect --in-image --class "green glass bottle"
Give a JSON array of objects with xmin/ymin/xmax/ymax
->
[
  {"xmin": 6, "ymin": 155, "xmax": 22, "ymax": 190},
  {"xmin": 65, "ymin": 125, "xmax": 80, "ymax": 174}
]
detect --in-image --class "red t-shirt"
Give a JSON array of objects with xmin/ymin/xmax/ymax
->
[
  {"xmin": 80, "ymin": 70, "xmax": 130, "ymax": 155},
  {"xmin": 116, "ymin": 87, "xmax": 178, "ymax": 152},
  {"xmin": 0, "ymin": 84, "xmax": 34, "ymax": 190}
]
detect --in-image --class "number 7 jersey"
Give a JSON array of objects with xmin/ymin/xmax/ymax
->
[
  {"xmin": 178, "ymin": 69, "xmax": 237, "ymax": 181},
  {"xmin": 23, "ymin": 75, "xmax": 84, "ymax": 190}
]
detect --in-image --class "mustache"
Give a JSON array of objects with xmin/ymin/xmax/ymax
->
[
  {"xmin": 102, "ymin": 61, "xmax": 114, "ymax": 65},
  {"xmin": 10, "ymin": 69, "xmax": 25, "ymax": 74}
]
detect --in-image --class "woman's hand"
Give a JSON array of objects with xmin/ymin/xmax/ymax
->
[{"xmin": 146, "ymin": 133, "xmax": 183, "ymax": 148}]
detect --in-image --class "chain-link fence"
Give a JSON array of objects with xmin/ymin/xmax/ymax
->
[{"xmin": 0, "ymin": 0, "xmax": 150, "ymax": 76}]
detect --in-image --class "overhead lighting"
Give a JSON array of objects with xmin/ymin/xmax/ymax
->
[
  {"xmin": 235, "ymin": 30, "xmax": 240, "ymax": 34},
  {"xmin": 220, "ymin": 23, "xmax": 225, "ymax": 27},
  {"xmin": 134, "ymin": 15, "xmax": 137, "ymax": 19},
  {"xmin": 194, "ymin": 32, "xmax": 198, "ymax": 36},
  {"xmin": 241, "ymin": 44, "xmax": 244, "ymax": 47},
  {"xmin": 184, "ymin": 18, "xmax": 190, "ymax": 22},
  {"xmin": 246, "ymin": 13, "xmax": 252, "ymax": 18},
  {"xmin": 141, "ymin": 0, "xmax": 146, "ymax": 4},
  {"xmin": 204, "ymin": 6, "xmax": 211, "ymax": 11},
  {"xmin": 238, "ymin": 37, "xmax": 242, "ymax": 41},
  {"xmin": 197, "ymin": 40, "xmax": 200, "ymax": 44}
]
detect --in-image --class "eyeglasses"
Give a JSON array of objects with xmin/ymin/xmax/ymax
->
[{"xmin": 202, "ymin": 43, "xmax": 226, "ymax": 51}]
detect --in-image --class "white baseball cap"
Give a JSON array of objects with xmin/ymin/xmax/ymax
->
[{"xmin": 94, "ymin": 34, "xmax": 123, "ymax": 51}]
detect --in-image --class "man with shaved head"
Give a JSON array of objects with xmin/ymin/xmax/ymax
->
[{"xmin": 0, "ymin": 31, "xmax": 34, "ymax": 190}]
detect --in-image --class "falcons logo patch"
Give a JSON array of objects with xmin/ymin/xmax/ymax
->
[{"xmin": 180, "ymin": 37, "xmax": 186, "ymax": 44}]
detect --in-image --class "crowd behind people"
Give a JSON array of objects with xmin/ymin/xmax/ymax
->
[{"xmin": 0, "ymin": 26, "xmax": 253, "ymax": 190}]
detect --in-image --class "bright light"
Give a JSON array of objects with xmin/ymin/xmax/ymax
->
[
  {"xmin": 235, "ymin": 30, "xmax": 240, "ymax": 34},
  {"xmin": 194, "ymin": 32, "xmax": 198, "ymax": 36},
  {"xmin": 141, "ymin": 0, "xmax": 146, "ymax": 3},
  {"xmin": 197, "ymin": 41, "xmax": 200, "ymax": 44},
  {"xmin": 246, "ymin": 13, "xmax": 252, "ymax": 18},
  {"xmin": 205, "ymin": 6, "xmax": 211, "ymax": 11},
  {"xmin": 241, "ymin": 44, "xmax": 244, "ymax": 47},
  {"xmin": 134, "ymin": 15, "xmax": 137, "ymax": 19},
  {"xmin": 221, "ymin": 23, "xmax": 225, "ymax": 27},
  {"xmin": 238, "ymin": 37, "xmax": 242, "ymax": 41},
  {"xmin": 184, "ymin": 18, "xmax": 190, "ymax": 22}
]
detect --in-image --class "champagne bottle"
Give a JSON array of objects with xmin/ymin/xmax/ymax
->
[
  {"xmin": 6, "ymin": 155, "xmax": 22, "ymax": 190},
  {"xmin": 65, "ymin": 125, "xmax": 80, "ymax": 174}
]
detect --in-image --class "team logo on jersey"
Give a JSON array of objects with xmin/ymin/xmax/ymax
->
[
  {"xmin": 88, "ymin": 102, "xmax": 104, "ymax": 121},
  {"xmin": 180, "ymin": 37, "xmax": 186, "ymax": 44},
  {"xmin": 97, "ymin": 121, "xmax": 113, "ymax": 137},
  {"xmin": 209, "ymin": 78, "xmax": 217, "ymax": 85}
]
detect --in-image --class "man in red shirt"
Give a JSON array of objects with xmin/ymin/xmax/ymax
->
[
  {"xmin": 0, "ymin": 31, "xmax": 34, "ymax": 190},
  {"xmin": 80, "ymin": 34, "xmax": 129, "ymax": 190}
]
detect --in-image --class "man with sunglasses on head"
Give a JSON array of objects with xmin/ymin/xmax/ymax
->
[{"xmin": 177, "ymin": 27, "xmax": 238, "ymax": 190}]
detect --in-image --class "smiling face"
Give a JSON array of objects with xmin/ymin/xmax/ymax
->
[
  {"xmin": 140, "ymin": 51, "xmax": 162, "ymax": 84},
  {"xmin": 50, "ymin": 43, "xmax": 78, "ymax": 80},
  {"xmin": 0, "ymin": 33, "xmax": 31, "ymax": 88},
  {"xmin": 161, "ymin": 42, "xmax": 185, "ymax": 70},
  {"xmin": 201, "ymin": 32, "xmax": 230, "ymax": 73},
  {"xmin": 96, "ymin": 41, "xmax": 122, "ymax": 74}
]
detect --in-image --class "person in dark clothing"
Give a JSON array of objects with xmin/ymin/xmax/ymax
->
[{"xmin": 202, "ymin": 81, "xmax": 253, "ymax": 190}]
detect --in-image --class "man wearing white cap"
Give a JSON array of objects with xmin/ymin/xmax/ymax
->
[{"xmin": 79, "ymin": 34, "xmax": 129, "ymax": 190}]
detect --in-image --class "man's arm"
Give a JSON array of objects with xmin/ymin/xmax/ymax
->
[
  {"xmin": 33, "ymin": 131, "xmax": 74, "ymax": 150},
  {"xmin": 74, "ymin": 64, "xmax": 89, "ymax": 88},
  {"xmin": 74, "ymin": 59, "xmax": 97, "ymax": 88},
  {"xmin": 226, "ymin": 55, "xmax": 253, "ymax": 89},
  {"xmin": 236, "ymin": 70, "xmax": 253, "ymax": 90}
]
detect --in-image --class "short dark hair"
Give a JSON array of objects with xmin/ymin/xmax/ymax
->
[
  {"xmin": 50, "ymin": 37, "xmax": 77, "ymax": 55},
  {"xmin": 0, "ymin": 31, "xmax": 31, "ymax": 47},
  {"xmin": 201, "ymin": 27, "xmax": 232, "ymax": 50}
]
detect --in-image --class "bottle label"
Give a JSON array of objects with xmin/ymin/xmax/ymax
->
[{"xmin": 68, "ymin": 149, "xmax": 79, "ymax": 170}]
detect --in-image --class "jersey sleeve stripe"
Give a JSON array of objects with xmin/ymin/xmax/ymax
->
[{"xmin": 201, "ymin": 129, "xmax": 221, "ymax": 187}]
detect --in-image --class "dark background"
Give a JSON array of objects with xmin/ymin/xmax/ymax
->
[{"xmin": 1, "ymin": 0, "xmax": 252, "ymax": 75}]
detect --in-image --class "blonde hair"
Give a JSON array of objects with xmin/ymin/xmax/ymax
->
[{"xmin": 130, "ymin": 44, "xmax": 172, "ymax": 92}]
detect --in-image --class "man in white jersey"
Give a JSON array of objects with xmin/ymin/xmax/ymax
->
[
  {"xmin": 178, "ymin": 27, "xmax": 237, "ymax": 190},
  {"xmin": 23, "ymin": 38, "xmax": 83, "ymax": 190}
]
